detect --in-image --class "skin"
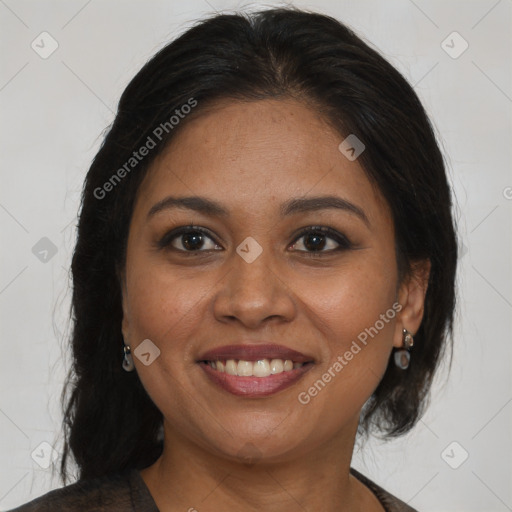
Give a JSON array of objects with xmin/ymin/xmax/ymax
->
[{"xmin": 120, "ymin": 98, "xmax": 430, "ymax": 512}]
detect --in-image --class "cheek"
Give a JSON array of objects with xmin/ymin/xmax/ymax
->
[
  {"xmin": 298, "ymin": 259, "xmax": 398, "ymax": 414},
  {"xmin": 124, "ymin": 256, "xmax": 210, "ymax": 353},
  {"xmin": 123, "ymin": 260, "xmax": 209, "ymax": 411},
  {"xmin": 306, "ymin": 255, "xmax": 398, "ymax": 373}
]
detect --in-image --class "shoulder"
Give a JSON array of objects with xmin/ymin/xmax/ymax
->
[
  {"xmin": 350, "ymin": 467, "xmax": 419, "ymax": 512},
  {"xmin": 6, "ymin": 468, "xmax": 158, "ymax": 512}
]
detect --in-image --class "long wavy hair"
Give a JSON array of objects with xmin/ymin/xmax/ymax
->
[{"xmin": 60, "ymin": 7, "xmax": 458, "ymax": 484}]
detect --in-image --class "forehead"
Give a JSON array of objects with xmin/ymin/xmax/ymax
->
[{"xmin": 134, "ymin": 98, "xmax": 390, "ymax": 225}]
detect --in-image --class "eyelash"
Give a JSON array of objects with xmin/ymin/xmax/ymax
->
[{"xmin": 156, "ymin": 224, "xmax": 353, "ymax": 256}]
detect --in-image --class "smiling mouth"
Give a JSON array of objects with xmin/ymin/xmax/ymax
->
[
  {"xmin": 198, "ymin": 358, "xmax": 314, "ymax": 397},
  {"xmin": 200, "ymin": 358, "xmax": 308, "ymax": 377}
]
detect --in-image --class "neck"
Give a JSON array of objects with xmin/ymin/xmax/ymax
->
[{"xmin": 139, "ymin": 420, "xmax": 378, "ymax": 512}]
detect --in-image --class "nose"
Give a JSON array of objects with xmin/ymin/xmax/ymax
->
[{"xmin": 212, "ymin": 242, "xmax": 296, "ymax": 329}]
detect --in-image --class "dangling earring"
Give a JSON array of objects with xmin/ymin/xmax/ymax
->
[
  {"xmin": 122, "ymin": 344, "xmax": 135, "ymax": 372},
  {"xmin": 394, "ymin": 328, "xmax": 414, "ymax": 369}
]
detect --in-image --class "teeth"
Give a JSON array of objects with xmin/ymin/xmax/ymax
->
[
  {"xmin": 270, "ymin": 359, "xmax": 283, "ymax": 374},
  {"xmin": 237, "ymin": 360, "xmax": 253, "ymax": 377},
  {"xmin": 225, "ymin": 359, "xmax": 237, "ymax": 375},
  {"xmin": 253, "ymin": 359, "xmax": 271, "ymax": 377},
  {"xmin": 209, "ymin": 358, "xmax": 303, "ymax": 377}
]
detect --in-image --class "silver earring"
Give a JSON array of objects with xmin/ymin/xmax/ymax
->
[
  {"xmin": 394, "ymin": 329, "xmax": 414, "ymax": 370},
  {"xmin": 122, "ymin": 344, "xmax": 135, "ymax": 372}
]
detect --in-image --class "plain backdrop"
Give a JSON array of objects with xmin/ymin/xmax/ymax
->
[{"xmin": 0, "ymin": 1, "xmax": 511, "ymax": 511}]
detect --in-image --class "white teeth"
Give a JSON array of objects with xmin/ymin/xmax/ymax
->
[
  {"xmin": 210, "ymin": 358, "xmax": 303, "ymax": 377},
  {"xmin": 269, "ymin": 359, "xmax": 284, "ymax": 374},
  {"xmin": 253, "ymin": 359, "xmax": 271, "ymax": 377},
  {"xmin": 225, "ymin": 359, "xmax": 237, "ymax": 375},
  {"xmin": 237, "ymin": 360, "xmax": 253, "ymax": 377}
]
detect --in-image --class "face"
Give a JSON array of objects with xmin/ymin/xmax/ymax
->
[{"xmin": 121, "ymin": 98, "xmax": 424, "ymax": 463}]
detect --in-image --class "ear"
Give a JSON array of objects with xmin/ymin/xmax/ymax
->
[
  {"xmin": 393, "ymin": 259, "xmax": 431, "ymax": 348},
  {"xmin": 117, "ymin": 264, "xmax": 130, "ymax": 342}
]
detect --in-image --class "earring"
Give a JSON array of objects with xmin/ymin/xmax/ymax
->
[
  {"xmin": 122, "ymin": 344, "xmax": 135, "ymax": 372},
  {"xmin": 394, "ymin": 329, "xmax": 414, "ymax": 370}
]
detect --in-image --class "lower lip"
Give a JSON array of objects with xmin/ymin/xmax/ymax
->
[{"xmin": 199, "ymin": 362, "xmax": 313, "ymax": 397}]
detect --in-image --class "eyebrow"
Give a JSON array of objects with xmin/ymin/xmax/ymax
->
[{"xmin": 147, "ymin": 195, "xmax": 369, "ymax": 225}]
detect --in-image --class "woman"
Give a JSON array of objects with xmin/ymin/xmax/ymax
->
[{"xmin": 10, "ymin": 7, "xmax": 457, "ymax": 512}]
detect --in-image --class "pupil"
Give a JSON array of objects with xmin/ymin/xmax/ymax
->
[
  {"xmin": 305, "ymin": 233, "xmax": 325, "ymax": 251},
  {"xmin": 183, "ymin": 232, "xmax": 203, "ymax": 250}
]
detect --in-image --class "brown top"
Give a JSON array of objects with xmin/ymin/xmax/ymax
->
[{"xmin": 7, "ymin": 467, "xmax": 418, "ymax": 511}]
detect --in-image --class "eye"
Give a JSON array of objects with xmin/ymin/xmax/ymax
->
[
  {"xmin": 289, "ymin": 226, "xmax": 352, "ymax": 254},
  {"xmin": 156, "ymin": 225, "xmax": 352, "ymax": 255},
  {"xmin": 157, "ymin": 225, "xmax": 222, "ymax": 252}
]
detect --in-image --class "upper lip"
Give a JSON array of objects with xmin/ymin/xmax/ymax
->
[{"xmin": 197, "ymin": 343, "xmax": 314, "ymax": 363}]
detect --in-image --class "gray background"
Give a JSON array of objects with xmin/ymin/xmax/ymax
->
[{"xmin": 0, "ymin": 0, "xmax": 511, "ymax": 510}]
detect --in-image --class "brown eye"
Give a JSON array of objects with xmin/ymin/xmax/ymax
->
[
  {"xmin": 290, "ymin": 226, "xmax": 352, "ymax": 253},
  {"xmin": 157, "ymin": 226, "xmax": 222, "ymax": 252},
  {"xmin": 179, "ymin": 232, "xmax": 207, "ymax": 251}
]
